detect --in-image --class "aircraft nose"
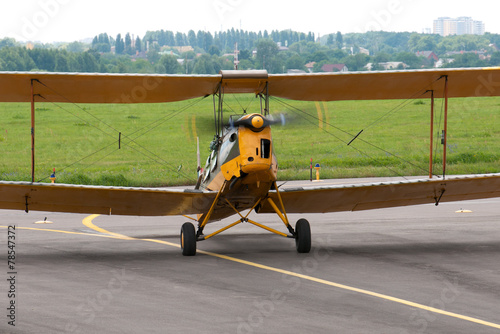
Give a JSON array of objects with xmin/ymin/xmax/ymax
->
[{"xmin": 251, "ymin": 115, "xmax": 264, "ymax": 129}]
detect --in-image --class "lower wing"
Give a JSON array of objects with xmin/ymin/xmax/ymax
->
[
  {"xmin": 0, "ymin": 181, "xmax": 216, "ymax": 216},
  {"xmin": 260, "ymin": 174, "xmax": 500, "ymax": 213}
]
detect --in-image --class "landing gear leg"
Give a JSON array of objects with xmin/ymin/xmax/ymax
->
[
  {"xmin": 295, "ymin": 219, "xmax": 311, "ymax": 253},
  {"xmin": 180, "ymin": 222, "xmax": 196, "ymax": 256}
]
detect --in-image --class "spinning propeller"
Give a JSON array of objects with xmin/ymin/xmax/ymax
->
[{"xmin": 228, "ymin": 113, "xmax": 286, "ymax": 132}]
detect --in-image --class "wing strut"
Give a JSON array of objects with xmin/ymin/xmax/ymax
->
[
  {"xmin": 442, "ymin": 75, "xmax": 449, "ymax": 179},
  {"xmin": 427, "ymin": 75, "xmax": 449, "ymax": 180},
  {"xmin": 30, "ymin": 79, "xmax": 36, "ymax": 183},
  {"xmin": 428, "ymin": 89, "xmax": 434, "ymax": 179}
]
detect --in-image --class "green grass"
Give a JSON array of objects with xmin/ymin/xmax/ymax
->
[{"xmin": 1, "ymin": 95, "xmax": 499, "ymax": 186}]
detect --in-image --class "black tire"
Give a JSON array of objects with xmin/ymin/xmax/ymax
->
[
  {"xmin": 295, "ymin": 219, "xmax": 311, "ymax": 253},
  {"xmin": 180, "ymin": 222, "xmax": 196, "ymax": 256}
]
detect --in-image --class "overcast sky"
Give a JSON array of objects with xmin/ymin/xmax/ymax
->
[{"xmin": 2, "ymin": 0, "xmax": 499, "ymax": 43}]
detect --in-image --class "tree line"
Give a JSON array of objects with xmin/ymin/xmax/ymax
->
[{"xmin": 2, "ymin": 29, "xmax": 500, "ymax": 74}]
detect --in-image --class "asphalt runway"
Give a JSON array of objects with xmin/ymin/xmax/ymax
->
[{"xmin": 1, "ymin": 179, "xmax": 500, "ymax": 333}]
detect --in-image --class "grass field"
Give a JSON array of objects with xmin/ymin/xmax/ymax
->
[{"xmin": 1, "ymin": 94, "xmax": 499, "ymax": 186}]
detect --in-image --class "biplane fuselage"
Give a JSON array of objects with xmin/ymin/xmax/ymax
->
[{"xmin": 197, "ymin": 113, "xmax": 278, "ymax": 222}]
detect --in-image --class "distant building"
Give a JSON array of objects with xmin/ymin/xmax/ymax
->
[
  {"xmin": 172, "ymin": 46, "xmax": 194, "ymax": 53},
  {"xmin": 358, "ymin": 47, "xmax": 370, "ymax": 56},
  {"xmin": 416, "ymin": 51, "xmax": 438, "ymax": 61},
  {"xmin": 365, "ymin": 62, "xmax": 408, "ymax": 71},
  {"xmin": 276, "ymin": 42, "xmax": 289, "ymax": 52},
  {"xmin": 433, "ymin": 17, "xmax": 485, "ymax": 36},
  {"xmin": 445, "ymin": 50, "xmax": 487, "ymax": 59},
  {"xmin": 305, "ymin": 62, "xmax": 316, "ymax": 73},
  {"xmin": 435, "ymin": 58, "xmax": 455, "ymax": 68},
  {"xmin": 287, "ymin": 69, "xmax": 307, "ymax": 74},
  {"xmin": 321, "ymin": 64, "xmax": 348, "ymax": 72}
]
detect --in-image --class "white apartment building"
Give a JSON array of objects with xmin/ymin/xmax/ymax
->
[{"xmin": 433, "ymin": 17, "xmax": 485, "ymax": 36}]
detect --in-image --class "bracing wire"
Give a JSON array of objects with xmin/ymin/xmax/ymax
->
[
  {"xmin": 33, "ymin": 80, "xmax": 205, "ymax": 183},
  {"xmin": 36, "ymin": 142, "xmax": 117, "ymax": 183},
  {"xmin": 271, "ymin": 97, "xmax": 410, "ymax": 178},
  {"xmin": 271, "ymin": 90, "xmax": 444, "ymax": 179}
]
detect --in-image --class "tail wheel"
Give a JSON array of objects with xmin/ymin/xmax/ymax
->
[
  {"xmin": 295, "ymin": 219, "xmax": 311, "ymax": 253},
  {"xmin": 180, "ymin": 222, "xmax": 196, "ymax": 256}
]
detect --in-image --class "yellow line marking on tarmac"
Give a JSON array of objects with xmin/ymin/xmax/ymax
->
[
  {"xmin": 0, "ymin": 225, "xmax": 125, "ymax": 240},
  {"xmin": 82, "ymin": 214, "xmax": 134, "ymax": 240},
  {"xmin": 80, "ymin": 215, "xmax": 500, "ymax": 331},
  {"xmin": 6, "ymin": 212, "xmax": 500, "ymax": 331},
  {"xmin": 202, "ymin": 251, "xmax": 500, "ymax": 329}
]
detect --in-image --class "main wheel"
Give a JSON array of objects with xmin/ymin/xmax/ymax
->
[
  {"xmin": 295, "ymin": 219, "xmax": 311, "ymax": 253},
  {"xmin": 180, "ymin": 222, "xmax": 196, "ymax": 256}
]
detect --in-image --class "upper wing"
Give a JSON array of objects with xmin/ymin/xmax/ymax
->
[
  {"xmin": 260, "ymin": 174, "xmax": 500, "ymax": 214},
  {"xmin": 0, "ymin": 72, "xmax": 220, "ymax": 104},
  {"xmin": 2, "ymin": 68, "xmax": 500, "ymax": 104},
  {"xmin": 268, "ymin": 67, "xmax": 500, "ymax": 101},
  {"xmin": 0, "ymin": 181, "xmax": 216, "ymax": 216},
  {"xmin": 0, "ymin": 70, "xmax": 268, "ymax": 104}
]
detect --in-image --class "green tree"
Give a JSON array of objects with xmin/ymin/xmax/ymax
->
[
  {"xmin": 373, "ymin": 52, "xmax": 390, "ymax": 63},
  {"xmin": 310, "ymin": 50, "xmax": 328, "ymax": 63},
  {"xmin": 255, "ymin": 39, "xmax": 278, "ymax": 70},
  {"xmin": 175, "ymin": 32, "xmax": 185, "ymax": 46},
  {"xmin": 131, "ymin": 59, "xmax": 153, "ymax": 73},
  {"xmin": 443, "ymin": 53, "xmax": 487, "ymax": 68},
  {"xmin": 188, "ymin": 30, "xmax": 197, "ymax": 47},
  {"xmin": 326, "ymin": 34, "xmax": 334, "ymax": 47},
  {"xmin": 66, "ymin": 41, "xmax": 86, "ymax": 53},
  {"xmin": 192, "ymin": 54, "xmax": 216, "ymax": 74},
  {"xmin": 490, "ymin": 52, "xmax": 500, "ymax": 66},
  {"xmin": 135, "ymin": 37, "xmax": 142, "ymax": 53},
  {"xmin": 157, "ymin": 54, "xmax": 181, "ymax": 73},
  {"xmin": 0, "ymin": 47, "xmax": 35, "ymax": 71},
  {"xmin": 202, "ymin": 32, "xmax": 213, "ymax": 51},
  {"xmin": 29, "ymin": 48, "xmax": 56, "ymax": 71},
  {"xmin": 54, "ymin": 52, "xmax": 69, "ymax": 72},
  {"xmin": 208, "ymin": 45, "xmax": 220, "ymax": 56},
  {"xmin": 238, "ymin": 58, "xmax": 254, "ymax": 70},
  {"xmin": 115, "ymin": 34, "xmax": 124, "ymax": 54},
  {"xmin": 343, "ymin": 53, "xmax": 370, "ymax": 71},
  {"xmin": 408, "ymin": 34, "xmax": 438, "ymax": 52},
  {"xmin": 239, "ymin": 49, "xmax": 251, "ymax": 60},
  {"xmin": 125, "ymin": 33, "xmax": 133, "ymax": 55},
  {"xmin": 92, "ymin": 33, "xmax": 111, "ymax": 53},
  {"xmin": 0, "ymin": 37, "xmax": 16, "ymax": 49},
  {"xmin": 395, "ymin": 51, "xmax": 422, "ymax": 69},
  {"xmin": 285, "ymin": 54, "xmax": 305, "ymax": 71},
  {"xmin": 147, "ymin": 49, "xmax": 160, "ymax": 64},
  {"xmin": 336, "ymin": 31, "xmax": 343, "ymax": 49},
  {"xmin": 81, "ymin": 51, "xmax": 99, "ymax": 72}
]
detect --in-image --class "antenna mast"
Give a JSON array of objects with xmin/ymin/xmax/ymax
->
[{"xmin": 234, "ymin": 42, "xmax": 239, "ymax": 70}]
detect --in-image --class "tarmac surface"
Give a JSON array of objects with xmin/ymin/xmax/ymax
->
[{"xmin": 1, "ymin": 177, "xmax": 500, "ymax": 333}]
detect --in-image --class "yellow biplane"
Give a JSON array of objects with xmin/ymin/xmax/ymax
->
[{"xmin": 1, "ymin": 69, "xmax": 500, "ymax": 256}]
